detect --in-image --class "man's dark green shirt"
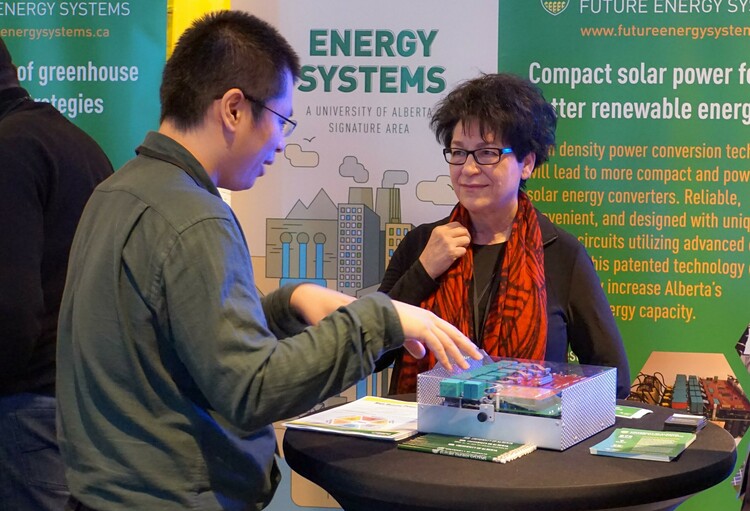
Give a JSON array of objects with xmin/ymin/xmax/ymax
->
[{"xmin": 57, "ymin": 132, "xmax": 404, "ymax": 510}]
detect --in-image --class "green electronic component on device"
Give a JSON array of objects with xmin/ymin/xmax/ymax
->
[
  {"xmin": 439, "ymin": 378, "xmax": 463, "ymax": 398},
  {"xmin": 462, "ymin": 380, "xmax": 486, "ymax": 400}
]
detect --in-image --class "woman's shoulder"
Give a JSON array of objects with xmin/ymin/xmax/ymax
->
[
  {"xmin": 537, "ymin": 212, "xmax": 589, "ymax": 265},
  {"xmin": 536, "ymin": 210, "xmax": 586, "ymax": 256},
  {"xmin": 537, "ymin": 211, "xmax": 601, "ymax": 288}
]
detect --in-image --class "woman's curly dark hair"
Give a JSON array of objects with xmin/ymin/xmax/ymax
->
[{"xmin": 430, "ymin": 73, "xmax": 557, "ymax": 169}]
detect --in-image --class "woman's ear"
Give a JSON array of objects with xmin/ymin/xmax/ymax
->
[{"xmin": 521, "ymin": 152, "xmax": 536, "ymax": 180}]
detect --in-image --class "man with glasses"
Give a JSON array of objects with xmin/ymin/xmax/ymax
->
[
  {"xmin": 237, "ymin": 88, "xmax": 297, "ymax": 137},
  {"xmin": 56, "ymin": 11, "xmax": 479, "ymax": 511}
]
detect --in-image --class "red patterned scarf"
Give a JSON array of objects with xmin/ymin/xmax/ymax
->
[{"xmin": 392, "ymin": 192, "xmax": 548, "ymax": 394}]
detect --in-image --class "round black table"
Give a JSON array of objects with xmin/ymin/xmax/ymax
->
[{"xmin": 282, "ymin": 400, "xmax": 737, "ymax": 511}]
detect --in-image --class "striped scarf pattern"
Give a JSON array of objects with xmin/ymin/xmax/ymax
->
[{"xmin": 392, "ymin": 192, "xmax": 548, "ymax": 394}]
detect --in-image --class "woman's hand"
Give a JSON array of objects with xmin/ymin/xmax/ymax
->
[{"xmin": 418, "ymin": 222, "xmax": 471, "ymax": 279}]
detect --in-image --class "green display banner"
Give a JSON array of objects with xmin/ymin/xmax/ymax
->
[
  {"xmin": 0, "ymin": 2, "xmax": 167, "ymax": 168},
  {"xmin": 499, "ymin": 3, "xmax": 750, "ymax": 509}
]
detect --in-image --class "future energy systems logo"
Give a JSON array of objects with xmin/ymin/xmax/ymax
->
[{"xmin": 541, "ymin": 0, "xmax": 569, "ymax": 15}]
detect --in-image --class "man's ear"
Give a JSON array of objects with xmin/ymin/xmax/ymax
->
[{"xmin": 218, "ymin": 88, "xmax": 245, "ymax": 131}]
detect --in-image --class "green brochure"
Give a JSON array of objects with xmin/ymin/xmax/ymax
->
[{"xmin": 589, "ymin": 428, "xmax": 696, "ymax": 462}]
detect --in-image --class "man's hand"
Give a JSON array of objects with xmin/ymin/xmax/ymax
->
[
  {"xmin": 290, "ymin": 285, "xmax": 481, "ymax": 372},
  {"xmin": 418, "ymin": 222, "xmax": 471, "ymax": 279},
  {"xmin": 391, "ymin": 300, "xmax": 481, "ymax": 372},
  {"xmin": 290, "ymin": 283, "xmax": 355, "ymax": 325}
]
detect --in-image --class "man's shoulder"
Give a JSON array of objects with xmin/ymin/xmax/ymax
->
[{"xmin": 100, "ymin": 157, "xmax": 232, "ymax": 229}]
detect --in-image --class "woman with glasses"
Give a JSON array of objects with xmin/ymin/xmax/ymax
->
[{"xmin": 376, "ymin": 73, "xmax": 630, "ymax": 399}]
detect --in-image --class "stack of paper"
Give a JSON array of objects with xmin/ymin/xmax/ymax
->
[{"xmin": 663, "ymin": 413, "xmax": 707, "ymax": 433}]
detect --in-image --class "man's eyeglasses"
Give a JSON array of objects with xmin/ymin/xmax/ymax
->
[
  {"xmin": 235, "ymin": 88, "xmax": 297, "ymax": 137},
  {"xmin": 443, "ymin": 147, "xmax": 513, "ymax": 165}
]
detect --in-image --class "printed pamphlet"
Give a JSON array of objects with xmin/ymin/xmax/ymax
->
[
  {"xmin": 284, "ymin": 395, "xmax": 418, "ymax": 441},
  {"xmin": 589, "ymin": 427, "xmax": 696, "ymax": 462}
]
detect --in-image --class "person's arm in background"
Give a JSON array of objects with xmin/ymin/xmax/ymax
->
[
  {"xmin": 0, "ymin": 140, "xmax": 43, "ymax": 385},
  {"xmin": 376, "ymin": 224, "xmax": 436, "ymax": 373},
  {"xmin": 380, "ymin": 220, "xmax": 471, "ymax": 302},
  {"xmin": 375, "ymin": 219, "xmax": 471, "ymax": 371},
  {"xmin": 565, "ymin": 242, "xmax": 631, "ymax": 399},
  {"xmin": 379, "ymin": 226, "xmax": 437, "ymax": 304}
]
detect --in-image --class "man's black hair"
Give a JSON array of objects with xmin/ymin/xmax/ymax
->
[{"xmin": 160, "ymin": 10, "xmax": 300, "ymax": 129}]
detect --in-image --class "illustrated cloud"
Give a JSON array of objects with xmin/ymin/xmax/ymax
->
[
  {"xmin": 339, "ymin": 155, "xmax": 369, "ymax": 183},
  {"xmin": 284, "ymin": 144, "xmax": 319, "ymax": 168},
  {"xmin": 416, "ymin": 175, "xmax": 455, "ymax": 205}
]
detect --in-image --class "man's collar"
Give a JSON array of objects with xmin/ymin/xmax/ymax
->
[{"xmin": 136, "ymin": 131, "xmax": 222, "ymax": 199}]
